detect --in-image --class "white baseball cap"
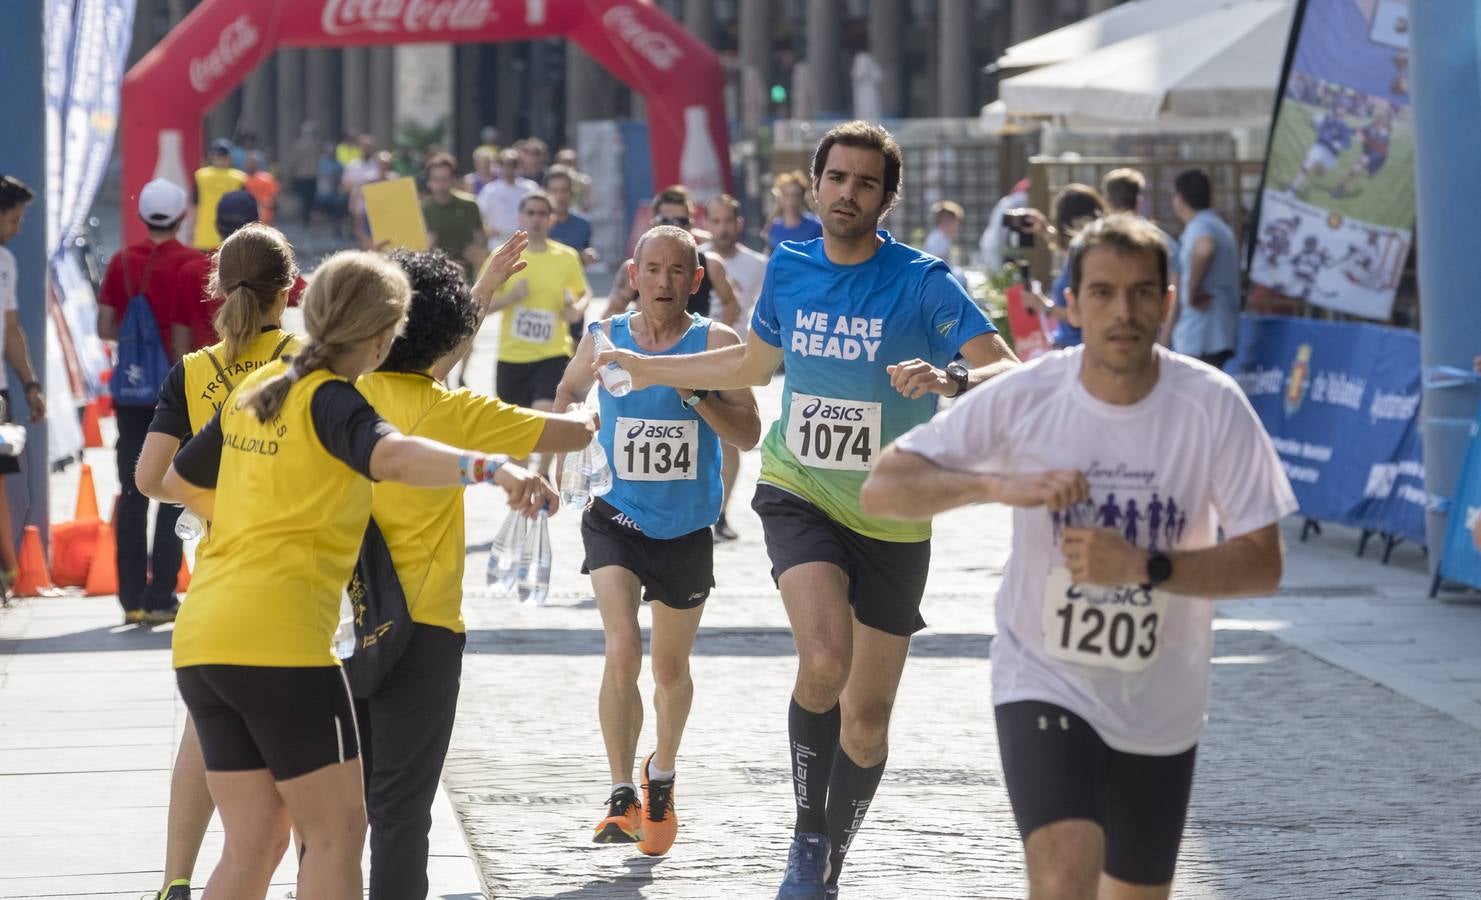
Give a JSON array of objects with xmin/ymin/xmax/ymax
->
[{"xmin": 138, "ymin": 178, "xmax": 188, "ymax": 227}]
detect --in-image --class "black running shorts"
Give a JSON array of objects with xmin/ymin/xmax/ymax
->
[
  {"xmin": 581, "ymin": 498, "xmax": 714, "ymax": 609},
  {"xmin": 177, "ymin": 664, "xmax": 361, "ymax": 781},
  {"xmin": 752, "ymin": 483, "xmax": 930, "ymax": 636},
  {"xmin": 995, "ymin": 699, "xmax": 1197, "ymax": 886},
  {"xmin": 494, "ymin": 356, "xmax": 569, "ymax": 408}
]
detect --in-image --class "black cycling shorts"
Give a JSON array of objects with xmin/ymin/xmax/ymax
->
[
  {"xmin": 995, "ymin": 699, "xmax": 1197, "ymax": 886},
  {"xmin": 581, "ymin": 498, "xmax": 714, "ymax": 609},
  {"xmin": 177, "ymin": 664, "xmax": 360, "ymax": 781},
  {"xmin": 752, "ymin": 483, "xmax": 930, "ymax": 636},
  {"xmin": 494, "ymin": 356, "xmax": 568, "ymax": 408}
]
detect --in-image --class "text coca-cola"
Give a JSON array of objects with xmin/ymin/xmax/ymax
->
[
  {"xmin": 320, "ymin": 0, "xmax": 494, "ymax": 36},
  {"xmin": 601, "ymin": 6, "xmax": 683, "ymax": 71},
  {"xmin": 188, "ymin": 15, "xmax": 259, "ymax": 94}
]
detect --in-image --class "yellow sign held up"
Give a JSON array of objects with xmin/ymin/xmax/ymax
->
[{"xmin": 362, "ymin": 178, "xmax": 429, "ymax": 251}]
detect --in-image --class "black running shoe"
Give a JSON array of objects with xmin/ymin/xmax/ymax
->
[{"xmin": 713, "ymin": 515, "xmax": 738, "ymax": 542}]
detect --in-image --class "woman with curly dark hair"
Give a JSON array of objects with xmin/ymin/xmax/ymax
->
[{"xmin": 353, "ymin": 248, "xmax": 596, "ymax": 898}]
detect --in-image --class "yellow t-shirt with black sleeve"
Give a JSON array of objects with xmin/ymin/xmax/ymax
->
[
  {"xmin": 171, "ymin": 361, "xmax": 397, "ymax": 669},
  {"xmin": 494, "ymin": 241, "xmax": 589, "ymax": 364},
  {"xmin": 149, "ymin": 327, "xmax": 301, "ymax": 440},
  {"xmin": 192, "ymin": 165, "xmax": 248, "ymax": 250},
  {"xmin": 355, "ymin": 371, "xmax": 546, "ymax": 633}
]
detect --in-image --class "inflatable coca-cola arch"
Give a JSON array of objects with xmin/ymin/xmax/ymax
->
[{"xmin": 120, "ymin": 0, "xmax": 731, "ymax": 245}]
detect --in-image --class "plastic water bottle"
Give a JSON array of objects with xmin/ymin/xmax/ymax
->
[
  {"xmin": 486, "ymin": 508, "xmax": 523, "ymax": 591},
  {"xmin": 559, "ymin": 445, "xmax": 592, "ymax": 508},
  {"xmin": 589, "ymin": 440, "xmax": 613, "ymax": 496},
  {"xmin": 501, "ymin": 513, "xmax": 530, "ymax": 594},
  {"xmin": 517, "ymin": 509, "xmax": 552, "ymax": 606},
  {"xmin": 333, "ymin": 591, "xmax": 357, "ymax": 660},
  {"xmin": 174, "ymin": 510, "xmax": 205, "ymax": 542},
  {"xmin": 588, "ymin": 322, "xmax": 633, "ymax": 397}
]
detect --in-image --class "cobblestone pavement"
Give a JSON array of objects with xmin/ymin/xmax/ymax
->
[{"xmin": 445, "ymin": 353, "xmax": 1481, "ymax": 899}]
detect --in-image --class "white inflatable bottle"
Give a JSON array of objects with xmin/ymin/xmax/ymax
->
[{"xmin": 679, "ymin": 106, "xmax": 724, "ymax": 205}]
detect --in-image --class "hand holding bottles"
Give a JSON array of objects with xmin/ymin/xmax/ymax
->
[{"xmin": 490, "ymin": 460, "xmax": 560, "ymax": 517}]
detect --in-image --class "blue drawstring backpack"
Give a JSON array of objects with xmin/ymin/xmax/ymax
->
[{"xmin": 111, "ymin": 252, "xmax": 171, "ymax": 407}]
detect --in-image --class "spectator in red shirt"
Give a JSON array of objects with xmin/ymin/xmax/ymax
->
[
  {"xmin": 170, "ymin": 191, "xmax": 304, "ymax": 357},
  {"xmin": 97, "ymin": 178, "xmax": 202, "ymax": 625}
]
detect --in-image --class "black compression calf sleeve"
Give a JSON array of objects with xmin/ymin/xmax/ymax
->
[
  {"xmin": 825, "ymin": 749, "xmax": 886, "ymax": 883},
  {"xmin": 788, "ymin": 698, "xmax": 840, "ymax": 834}
]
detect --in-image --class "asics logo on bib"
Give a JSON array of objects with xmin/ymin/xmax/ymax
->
[
  {"xmin": 625, "ymin": 421, "xmax": 689, "ymax": 440},
  {"xmin": 801, "ymin": 398, "xmax": 866, "ymax": 423},
  {"xmin": 1067, "ymin": 582, "xmax": 1156, "ymax": 608}
]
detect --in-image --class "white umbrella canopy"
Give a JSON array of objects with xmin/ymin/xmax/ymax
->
[
  {"xmin": 998, "ymin": 0, "xmax": 1294, "ymax": 125},
  {"xmin": 994, "ymin": 0, "xmax": 1268, "ymax": 71}
]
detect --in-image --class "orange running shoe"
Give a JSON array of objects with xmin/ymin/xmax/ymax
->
[
  {"xmin": 592, "ymin": 785, "xmax": 643, "ymax": 844},
  {"xmin": 637, "ymin": 753, "xmax": 678, "ymax": 856}
]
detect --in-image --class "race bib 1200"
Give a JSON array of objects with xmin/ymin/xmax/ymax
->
[
  {"xmin": 1041, "ymin": 567, "xmax": 1167, "ymax": 673},
  {"xmin": 786, "ymin": 393, "xmax": 881, "ymax": 472},
  {"xmin": 512, "ymin": 307, "xmax": 557, "ymax": 345},
  {"xmin": 614, "ymin": 417, "xmax": 698, "ymax": 481}
]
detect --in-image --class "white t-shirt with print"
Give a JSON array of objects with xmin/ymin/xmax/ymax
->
[
  {"xmin": 699, "ymin": 241, "xmax": 768, "ymax": 335},
  {"xmin": 896, "ymin": 345, "xmax": 1297, "ymax": 755},
  {"xmin": 0, "ymin": 246, "xmax": 17, "ymax": 390}
]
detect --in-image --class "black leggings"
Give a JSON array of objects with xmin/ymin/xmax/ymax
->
[
  {"xmin": 114, "ymin": 405, "xmax": 183, "ymax": 612},
  {"xmin": 355, "ymin": 623, "xmax": 465, "ymax": 900}
]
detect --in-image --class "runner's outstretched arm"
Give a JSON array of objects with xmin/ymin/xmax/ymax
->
[
  {"xmin": 678, "ymin": 324, "xmax": 762, "ymax": 450},
  {"xmin": 860, "ymin": 445, "xmax": 1088, "ymax": 521},
  {"xmin": 595, "ymin": 328, "xmax": 781, "ymax": 392}
]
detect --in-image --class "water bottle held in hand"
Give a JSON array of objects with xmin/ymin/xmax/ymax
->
[
  {"xmin": 589, "ymin": 322, "xmax": 633, "ymax": 397},
  {"xmin": 175, "ymin": 509, "xmax": 205, "ymax": 542},
  {"xmin": 589, "ymin": 440, "xmax": 612, "ymax": 496},
  {"xmin": 486, "ymin": 507, "xmax": 521, "ymax": 590},
  {"xmin": 333, "ymin": 590, "xmax": 357, "ymax": 660},
  {"xmin": 559, "ymin": 446, "xmax": 591, "ymax": 508},
  {"xmin": 517, "ymin": 508, "xmax": 552, "ymax": 606},
  {"xmin": 504, "ymin": 513, "xmax": 530, "ymax": 593}
]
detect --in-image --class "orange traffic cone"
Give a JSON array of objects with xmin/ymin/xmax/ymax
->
[
  {"xmin": 176, "ymin": 554, "xmax": 191, "ymax": 592},
  {"xmin": 50, "ymin": 518, "xmax": 100, "ymax": 587},
  {"xmin": 13, "ymin": 526, "xmax": 54, "ymax": 596},
  {"xmin": 81, "ymin": 401, "xmax": 104, "ymax": 449},
  {"xmin": 85, "ymin": 519, "xmax": 118, "ymax": 596},
  {"xmin": 74, "ymin": 463, "xmax": 100, "ymax": 522}
]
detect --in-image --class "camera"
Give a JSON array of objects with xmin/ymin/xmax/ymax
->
[{"xmin": 1002, "ymin": 209, "xmax": 1035, "ymax": 249}]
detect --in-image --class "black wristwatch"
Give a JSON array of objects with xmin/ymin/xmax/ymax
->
[
  {"xmin": 682, "ymin": 389, "xmax": 709, "ymax": 410},
  {"xmin": 1145, "ymin": 552, "xmax": 1173, "ymax": 588},
  {"xmin": 944, "ymin": 361, "xmax": 971, "ymax": 398}
]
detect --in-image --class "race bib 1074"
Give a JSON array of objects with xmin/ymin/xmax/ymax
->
[
  {"xmin": 786, "ymin": 393, "xmax": 881, "ymax": 472},
  {"xmin": 614, "ymin": 417, "xmax": 698, "ymax": 481},
  {"xmin": 512, "ymin": 307, "xmax": 557, "ymax": 345},
  {"xmin": 1041, "ymin": 567, "xmax": 1167, "ymax": 673}
]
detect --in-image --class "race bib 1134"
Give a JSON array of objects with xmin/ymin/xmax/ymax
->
[
  {"xmin": 614, "ymin": 417, "xmax": 698, "ymax": 481},
  {"xmin": 786, "ymin": 393, "xmax": 881, "ymax": 472}
]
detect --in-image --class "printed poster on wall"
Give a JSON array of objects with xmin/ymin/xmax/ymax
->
[{"xmin": 1249, "ymin": 0, "xmax": 1414, "ymax": 321}]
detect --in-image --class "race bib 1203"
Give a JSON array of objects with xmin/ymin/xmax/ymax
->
[
  {"xmin": 1041, "ymin": 567, "xmax": 1167, "ymax": 673},
  {"xmin": 614, "ymin": 417, "xmax": 698, "ymax": 481},
  {"xmin": 786, "ymin": 393, "xmax": 881, "ymax": 472},
  {"xmin": 512, "ymin": 307, "xmax": 557, "ymax": 345}
]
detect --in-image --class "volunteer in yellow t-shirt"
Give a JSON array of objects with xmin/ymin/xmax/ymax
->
[
  {"xmin": 134, "ymin": 223, "xmax": 302, "ymax": 900},
  {"xmin": 353, "ymin": 249, "xmax": 595, "ymax": 895},
  {"xmin": 489, "ymin": 190, "xmax": 591, "ymax": 413},
  {"xmin": 162, "ymin": 239, "xmax": 557, "ymax": 898},
  {"xmin": 191, "ymin": 140, "xmax": 248, "ymax": 250}
]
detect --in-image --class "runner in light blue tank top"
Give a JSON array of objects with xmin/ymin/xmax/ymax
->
[
  {"xmin": 552, "ymin": 225, "xmax": 762, "ymax": 861},
  {"xmin": 597, "ymin": 311, "xmax": 722, "ymax": 539}
]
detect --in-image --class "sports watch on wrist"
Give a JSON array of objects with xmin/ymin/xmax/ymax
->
[
  {"xmin": 1144, "ymin": 551, "xmax": 1173, "ymax": 588},
  {"xmin": 944, "ymin": 361, "xmax": 971, "ymax": 398},
  {"xmin": 682, "ymin": 389, "xmax": 710, "ymax": 410}
]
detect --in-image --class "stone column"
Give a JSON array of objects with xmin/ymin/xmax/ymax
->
[
  {"xmin": 239, "ymin": 60, "xmax": 276, "ymax": 147},
  {"xmin": 1011, "ymin": 0, "xmax": 1053, "ymax": 43},
  {"xmin": 683, "ymin": 0, "xmax": 717, "ymax": 45},
  {"xmin": 937, "ymin": 0, "xmax": 971, "ymax": 117},
  {"xmin": 494, "ymin": 44, "xmax": 523, "ymax": 146},
  {"xmin": 1087, "ymin": 0, "xmax": 1120, "ymax": 12},
  {"xmin": 868, "ymin": 0, "xmax": 902, "ymax": 118},
  {"xmin": 342, "ymin": 47, "xmax": 370, "ymax": 140},
  {"xmin": 369, "ymin": 47, "xmax": 396, "ymax": 149},
  {"xmin": 738, "ymin": 0, "xmax": 770, "ymax": 132},
  {"xmin": 275, "ymin": 50, "xmax": 305, "ymax": 165},
  {"xmin": 455, "ymin": 44, "xmax": 483, "ymax": 162},
  {"xmin": 807, "ymin": 0, "xmax": 844, "ymax": 117},
  {"xmin": 306, "ymin": 49, "xmax": 340, "ymax": 144}
]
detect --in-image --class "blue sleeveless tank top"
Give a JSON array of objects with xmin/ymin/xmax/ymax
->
[{"xmin": 596, "ymin": 312, "xmax": 723, "ymax": 539}]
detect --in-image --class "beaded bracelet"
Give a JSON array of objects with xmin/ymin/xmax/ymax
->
[{"xmin": 458, "ymin": 453, "xmax": 506, "ymax": 485}]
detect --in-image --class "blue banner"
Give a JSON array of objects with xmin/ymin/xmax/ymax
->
[
  {"xmin": 1439, "ymin": 410, "xmax": 1481, "ymax": 590},
  {"xmin": 1228, "ymin": 315, "xmax": 1425, "ymax": 543}
]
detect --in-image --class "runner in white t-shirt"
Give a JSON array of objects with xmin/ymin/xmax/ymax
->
[
  {"xmin": 860, "ymin": 214, "xmax": 1296, "ymax": 898},
  {"xmin": 698, "ymin": 193, "xmax": 770, "ymax": 541}
]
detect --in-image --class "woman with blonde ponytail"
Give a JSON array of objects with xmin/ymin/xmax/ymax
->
[
  {"xmin": 161, "ymin": 236, "xmax": 557, "ymax": 900},
  {"xmin": 134, "ymin": 222, "xmax": 304, "ymax": 900}
]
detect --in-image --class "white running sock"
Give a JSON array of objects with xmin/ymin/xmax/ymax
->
[
  {"xmin": 647, "ymin": 759, "xmax": 676, "ymax": 782},
  {"xmin": 612, "ymin": 781, "xmax": 637, "ymax": 796}
]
